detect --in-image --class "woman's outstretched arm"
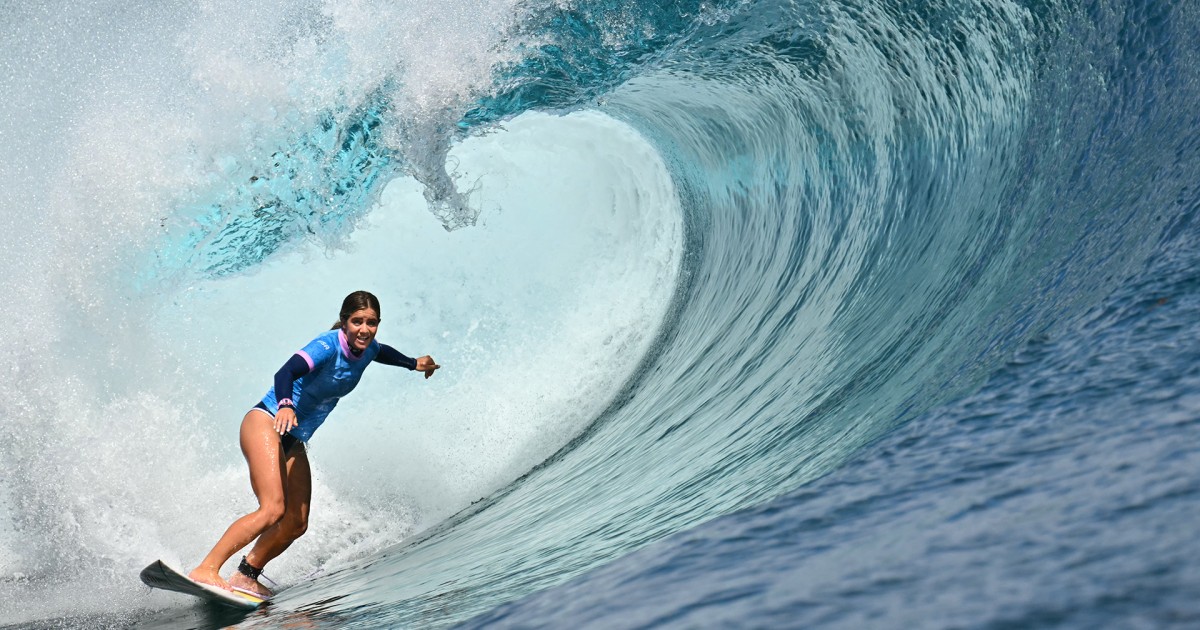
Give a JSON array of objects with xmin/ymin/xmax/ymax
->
[{"xmin": 377, "ymin": 344, "xmax": 439, "ymax": 378}]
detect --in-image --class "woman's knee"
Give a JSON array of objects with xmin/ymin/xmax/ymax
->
[
  {"xmin": 257, "ymin": 499, "xmax": 286, "ymax": 526},
  {"xmin": 283, "ymin": 513, "xmax": 308, "ymax": 539}
]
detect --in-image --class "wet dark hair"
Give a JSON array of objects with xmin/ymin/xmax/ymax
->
[{"xmin": 331, "ymin": 290, "xmax": 381, "ymax": 330}]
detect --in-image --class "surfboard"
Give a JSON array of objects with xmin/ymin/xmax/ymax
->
[{"xmin": 139, "ymin": 560, "xmax": 266, "ymax": 610}]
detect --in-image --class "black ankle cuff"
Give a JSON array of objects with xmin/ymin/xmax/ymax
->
[{"xmin": 238, "ymin": 556, "xmax": 263, "ymax": 580}]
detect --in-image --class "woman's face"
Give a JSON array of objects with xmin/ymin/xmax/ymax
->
[{"xmin": 343, "ymin": 308, "xmax": 380, "ymax": 354}]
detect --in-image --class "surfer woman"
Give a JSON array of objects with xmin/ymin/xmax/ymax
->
[{"xmin": 188, "ymin": 290, "xmax": 440, "ymax": 598}]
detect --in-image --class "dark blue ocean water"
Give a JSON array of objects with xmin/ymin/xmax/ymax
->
[{"xmin": 2, "ymin": 0, "xmax": 1199, "ymax": 627}]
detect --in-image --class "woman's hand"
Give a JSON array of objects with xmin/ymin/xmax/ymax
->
[
  {"xmin": 274, "ymin": 407, "xmax": 298, "ymax": 435},
  {"xmin": 416, "ymin": 355, "xmax": 440, "ymax": 379}
]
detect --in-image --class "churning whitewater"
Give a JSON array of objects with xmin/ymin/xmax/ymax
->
[{"xmin": 3, "ymin": 0, "xmax": 1200, "ymax": 627}]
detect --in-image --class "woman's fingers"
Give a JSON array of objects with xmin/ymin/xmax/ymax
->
[
  {"xmin": 419, "ymin": 356, "xmax": 440, "ymax": 379},
  {"xmin": 276, "ymin": 409, "xmax": 297, "ymax": 434},
  {"xmin": 422, "ymin": 357, "xmax": 441, "ymax": 379}
]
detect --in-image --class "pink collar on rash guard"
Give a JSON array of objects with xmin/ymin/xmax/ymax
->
[{"xmin": 337, "ymin": 328, "xmax": 367, "ymax": 361}]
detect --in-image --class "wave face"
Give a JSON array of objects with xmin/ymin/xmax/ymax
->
[{"xmin": 3, "ymin": 0, "xmax": 1200, "ymax": 627}]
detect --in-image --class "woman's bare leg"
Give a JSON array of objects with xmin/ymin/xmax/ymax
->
[
  {"xmin": 228, "ymin": 444, "xmax": 312, "ymax": 597},
  {"xmin": 189, "ymin": 410, "xmax": 288, "ymax": 589}
]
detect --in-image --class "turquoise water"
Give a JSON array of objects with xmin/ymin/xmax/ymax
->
[{"xmin": 2, "ymin": 0, "xmax": 1199, "ymax": 627}]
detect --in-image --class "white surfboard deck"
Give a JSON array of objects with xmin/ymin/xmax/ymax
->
[{"xmin": 140, "ymin": 559, "xmax": 266, "ymax": 610}]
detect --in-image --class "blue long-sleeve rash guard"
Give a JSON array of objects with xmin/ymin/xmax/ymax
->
[
  {"xmin": 261, "ymin": 329, "xmax": 419, "ymax": 441},
  {"xmin": 274, "ymin": 343, "xmax": 417, "ymax": 402}
]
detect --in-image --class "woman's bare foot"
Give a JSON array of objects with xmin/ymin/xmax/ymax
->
[
  {"xmin": 188, "ymin": 566, "xmax": 231, "ymax": 591},
  {"xmin": 229, "ymin": 571, "xmax": 273, "ymax": 599}
]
